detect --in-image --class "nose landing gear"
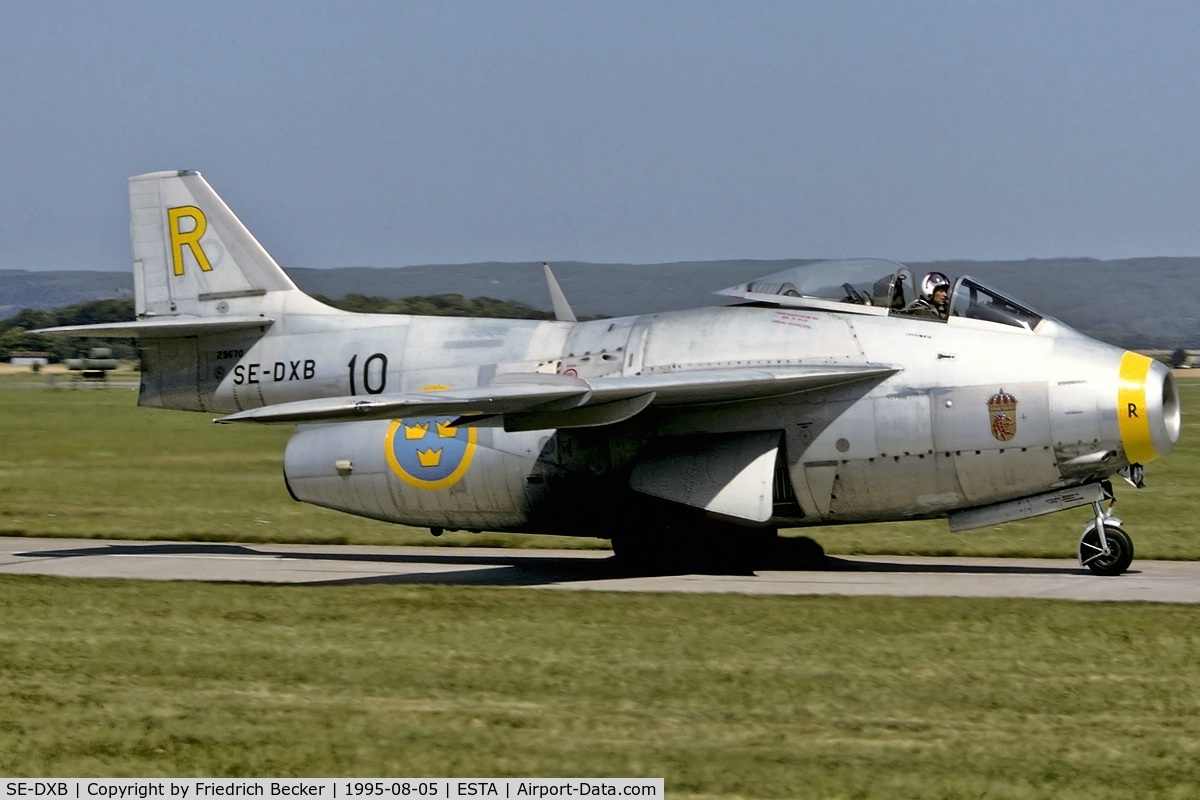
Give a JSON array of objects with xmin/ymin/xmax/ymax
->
[
  {"xmin": 1078, "ymin": 483, "xmax": 1134, "ymax": 576},
  {"xmin": 1079, "ymin": 524, "xmax": 1134, "ymax": 576}
]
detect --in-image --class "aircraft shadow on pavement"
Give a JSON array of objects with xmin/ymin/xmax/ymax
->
[
  {"xmin": 814, "ymin": 556, "xmax": 1093, "ymax": 575},
  {"xmin": 14, "ymin": 539, "xmax": 1097, "ymax": 586}
]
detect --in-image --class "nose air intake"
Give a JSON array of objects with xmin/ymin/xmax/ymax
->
[{"xmin": 1118, "ymin": 352, "xmax": 1180, "ymax": 465}]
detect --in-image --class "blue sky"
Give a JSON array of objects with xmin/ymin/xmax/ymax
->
[{"xmin": 3, "ymin": 1, "xmax": 1199, "ymax": 271}]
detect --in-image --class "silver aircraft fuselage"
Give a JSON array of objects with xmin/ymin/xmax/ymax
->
[
  {"xmin": 41, "ymin": 171, "xmax": 1180, "ymax": 574},
  {"xmin": 137, "ymin": 265, "xmax": 1175, "ymax": 536}
]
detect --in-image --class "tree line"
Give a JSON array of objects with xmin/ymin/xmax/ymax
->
[{"xmin": 0, "ymin": 299, "xmax": 139, "ymax": 362}]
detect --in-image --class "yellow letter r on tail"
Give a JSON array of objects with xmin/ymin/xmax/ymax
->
[{"xmin": 167, "ymin": 205, "xmax": 213, "ymax": 275}]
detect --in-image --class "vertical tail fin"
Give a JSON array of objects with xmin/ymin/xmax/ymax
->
[
  {"xmin": 130, "ymin": 170, "xmax": 302, "ymax": 318},
  {"xmin": 36, "ymin": 170, "xmax": 338, "ymax": 412}
]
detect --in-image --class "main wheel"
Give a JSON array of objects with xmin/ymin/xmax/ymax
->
[{"xmin": 1079, "ymin": 525, "xmax": 1134, "ymax": 576}]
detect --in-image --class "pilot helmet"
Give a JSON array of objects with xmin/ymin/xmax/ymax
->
[{"xmin": 921, "ymin": 271, "xmax": 950, "ymax": 298}]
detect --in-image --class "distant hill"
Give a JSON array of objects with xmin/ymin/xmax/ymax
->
[
  {"xmin": 1, "ymin": 257, "xmax": 1195, "ymax": 349},
  {"xmin": 0, "ymin": 270, "xmax": 135, "ymax": 320}
]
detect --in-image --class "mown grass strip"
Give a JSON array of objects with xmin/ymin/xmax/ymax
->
[{"xmin": 3, "ymin": 576, "xmax": 1200, "ymax": 798}]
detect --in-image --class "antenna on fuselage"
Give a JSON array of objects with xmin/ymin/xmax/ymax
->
[{"xmin": 542, "ymin": 262, "xmax": 577, "ymax": 322}]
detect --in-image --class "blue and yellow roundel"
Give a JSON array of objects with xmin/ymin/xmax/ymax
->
[{"xmin": 385, "ymin": 416, "xmax": 477, "ymax": 490}]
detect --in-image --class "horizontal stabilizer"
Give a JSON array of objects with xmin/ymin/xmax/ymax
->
[
  {"xmin": 34, "ymin": 316, "xmax": 274, "ymax": 339},
  {"xmin": 216, "ymin": 364, "xmax": 896, "ymax": 426}
]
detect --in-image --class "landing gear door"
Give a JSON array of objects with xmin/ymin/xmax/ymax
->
[{"xmin": 630, "ymin": 431, "xmax": 782, "ymax": 523}]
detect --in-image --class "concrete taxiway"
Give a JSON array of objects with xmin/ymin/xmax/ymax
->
[{"xmin": 2, "ymin": 536, "xmax": 1199, "ymax": 602}]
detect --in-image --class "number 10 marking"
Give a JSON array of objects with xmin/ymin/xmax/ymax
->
[{"xmin": 348, "ymin": 353, "xmax": 388, "ymax": 395}]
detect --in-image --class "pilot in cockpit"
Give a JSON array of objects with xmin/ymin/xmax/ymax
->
[{"xmin": 905, "ymin": 271, "xmax": 951, "ymax": 319}]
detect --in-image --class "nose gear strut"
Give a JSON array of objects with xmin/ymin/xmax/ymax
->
[{"xmin": 1078, "ymin": 480, "xmax": 1134, "ymax": 576}]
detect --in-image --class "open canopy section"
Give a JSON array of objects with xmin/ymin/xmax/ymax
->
[
  {"xmin": 715, "ymin": 259, "xmax": 909, "ymax": 316},
  {"xmin": 715, "ymin": 258, "xmax": 1050, "ymax": 332}
]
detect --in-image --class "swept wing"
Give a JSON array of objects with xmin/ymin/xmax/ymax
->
[{"xmin": 216, "ymin": 364, "xmax": 897, "ymax": 427}]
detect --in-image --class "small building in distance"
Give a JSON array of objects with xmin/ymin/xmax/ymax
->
[{"xmin": 9, "ymin": 350, "xmax": 50, "ymax": 367}]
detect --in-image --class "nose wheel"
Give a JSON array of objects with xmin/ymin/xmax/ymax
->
[
  {"xmin": 1078, "ymin": 494, "xmax": 1134, "ymax": 576},
  {"xmin": 1079, "ymin": 524, "xmax": 1134, "ymax": 576}
]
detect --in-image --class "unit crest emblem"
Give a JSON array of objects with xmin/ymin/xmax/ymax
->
[{"xmin": 987, "ymin": 388, "xmax": 1018, "ymax": 442}]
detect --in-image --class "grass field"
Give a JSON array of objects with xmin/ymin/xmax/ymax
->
[
  {"xmin": 2, "ymin": 368, "xmax": 1198, "ymax": 560},
  {"xmin": 3, "ymin": 577, "xmax": 1200, "ymax": 798}
]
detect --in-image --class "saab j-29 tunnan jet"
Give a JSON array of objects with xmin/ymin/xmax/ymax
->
[{"xmin": 40, "ymin": 170, "xmax": 1181, "ymax": 575}]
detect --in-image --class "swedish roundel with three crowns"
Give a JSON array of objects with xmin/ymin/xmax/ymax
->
[{"xmin": 385, "ymin": 416, "xmax": 478, "ymax": 490}]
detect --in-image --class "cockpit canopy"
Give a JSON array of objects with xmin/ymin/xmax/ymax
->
[{"xmin": 715, "ymin": 258, "xmax": 1046, "ymax": 332}]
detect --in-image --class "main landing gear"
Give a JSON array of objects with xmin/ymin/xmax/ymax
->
[{"xmin": 1078, "ymin": 482, "xmax": 1134, "ymax": 576}]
